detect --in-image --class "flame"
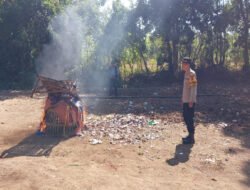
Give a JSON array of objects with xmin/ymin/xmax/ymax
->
[
  {"xmin": 40, "ymin": 109, "xmax": 46, "ymax": 132},
  {"xmin": 83, "ymin": 104, "xmax": 87, "ymax": 125},
  {"xmin": 40, "ymin": 98, "xmax": 50, "ymax": 132}
]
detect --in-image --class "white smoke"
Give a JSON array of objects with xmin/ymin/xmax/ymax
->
[
  {"xmin": 37, "ymin": 6, "xmax": 84, "ymax": 80},
  {"xmin": 36, "ymin": 0, "xmax": 130, "ymax": 95}
]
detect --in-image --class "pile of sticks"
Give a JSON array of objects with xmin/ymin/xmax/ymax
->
[{"xmin": 31, "ymin": 76, "xmax": 76, "ymax": 97}]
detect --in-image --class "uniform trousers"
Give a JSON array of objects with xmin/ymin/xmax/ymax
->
[{"xmin": 183, "ymin": 103, "xmax": 195, "ymax": 135}]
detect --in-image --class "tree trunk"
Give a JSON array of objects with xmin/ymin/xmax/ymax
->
[
  {"xmin": 166, "ymin": 39, "xmax": 173, "ymax": 73},
  {"xmin": 219, "ymin": 34, "xmax": 222, "ymax": 65},
  {"xmin": 128, "ymin": 62, "xmax": 134, "ymax": 75},
  {"xmin": 239, "ymin": 0, "xmax": 249, "ymax": 71},
  {"xmin": 221, "ymin": 33, "xmax": 226, "ymax": 66},
  {"xmin": 139, "ymin": 49, "xmax": 149, "ymax": 73},
  {"xmin": 172, "ymin": 40, "xmax": 178, "ymax": 75},
  {"xmin": 219, "ymin": 33, "xmax": 227, "ymax": 66},
  {"xmin": 216, "ymin": 34, "xmax": 219, "ymax": 65},
  {"xmin": 242, "ymin": 27, "xmax": 249, "ymax": 71},
  {"xmin": 207, "ymin": 30, "xmax": 214, "ymax": 66},
  {"xmin": 192, "ymin": 34, "xmax": 204, "ymax": 63},
  {"xmin": 215, "ymin": 0, "xmax": 219, "ymax": 65}
]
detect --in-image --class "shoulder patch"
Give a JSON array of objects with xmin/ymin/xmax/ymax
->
[{"xmin": 189, "ymin": 73, "xmax": 197, "ymax": 86}]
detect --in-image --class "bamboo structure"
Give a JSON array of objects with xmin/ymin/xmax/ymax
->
[{"xmin": 31, "ymin": 76, "xmax": 84, "ymax": 137}]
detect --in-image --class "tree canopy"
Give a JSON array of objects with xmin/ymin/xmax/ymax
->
[{"xmin": 0, "ymin": 0, "xmax": 249, "ymax": 89}]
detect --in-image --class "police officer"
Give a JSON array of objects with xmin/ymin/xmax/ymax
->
[{"xmin": 181, "ymin": 57, "xmax": 197, "ymax": 144}]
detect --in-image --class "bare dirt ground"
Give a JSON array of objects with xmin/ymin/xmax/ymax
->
[{"xmin": 0, "ymin": 83, "xmax": 250, "ymax": 190}]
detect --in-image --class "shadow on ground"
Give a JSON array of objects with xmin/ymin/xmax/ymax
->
[
  {"xmin": 1, "ymin": 84, "xmax": 249, "ymax": 187},
  {"xmin": 83, "ymin": 84, "xmax": 250, "ymax": 187},
  {"xmin": 0, "ymin": 133, "xmax": 68, "ymax": 158},
  {"xmin": 223, "ymin": 125, "xmax": 250, "ymax": 187},
  {"xmin": 241, "ymin": 161, "xmax": 250, "ymax": 186},
  {"xmin": 166, "ymin": 143, "xmax": 194, "ymax": 166},
  {"xmin": 0, "ymin": 90, "xmax": 33, "ymax": 101}
]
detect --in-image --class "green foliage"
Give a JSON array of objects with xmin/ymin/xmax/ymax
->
[
  {"xmin": 0, "ymin": 0, "xmax": 248, "ymax": 89},
  {"xmin": 0, "ymin": 0, "xmax": 68, "ymax": 89}
]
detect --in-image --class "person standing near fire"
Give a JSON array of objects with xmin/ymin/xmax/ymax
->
[
  {"xmin": 109, "ymin": 59, "xmax": 120, "ymax": 96},
  {"xmin": 181, "ymin": 57, "xmax": 197, "ymax": 144}
]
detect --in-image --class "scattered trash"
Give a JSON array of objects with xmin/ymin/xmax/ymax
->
[
  {"xmin": 69, "ymin": 164, "xmax": 81, "ymax": 167},
  {"xmin": 153, "ymin": 92, "xmax": 158, "ymax": 96},
  {"xmin": 146, "ymin": 156, "xmax": 154, "ymax": 161},
  {"xmin": 192, "ymin": 166, "xmax": 203, "ymax": 173},
  {"xmin": 76, "ymin": 132, "xmax": 84, "ymax": 137},
  {"xmin": 89, "ymin": 139, "xmax": 102, "ymax": 145},
  {"xmin": 129, "ymin": 101, "xmax": 133, "ymax": 105},
  {"xmin": 84, "ymin": 114, "xmax": 165, "ymax": 145},
  {"xmin": 114, "ymin": 134, "xmax": 121, "ymax": 140},
  {"xmin": 218, "ymin": 122, "xmax": 228, "ymax": 128},
  {"xmin": 150, "ymin": 134, "xmax": 156, "ymax": 140},
  {"xmin": 106, "ymin": 115, "xmax": 113, "ymax": 119},
  {"xmin": 110, "ymin": 164, "xmax": 117, "ymax": 170},
  {"xmin": 143, "ymin": 102, "xmax": 148, "ymax": 106},
  {"xmin": 138, "ymin": 152, "xmax": 144, "ymax": 156},
  {"xmin": 149, "ymin": 120, "xmax": 159, "ymax": 125},
  {"xmin": 205, "ymin": 158, "xmax": 215, "ymax": 163},
  {"xmin": 179, "ymin": 152, "xmax": 184, "ymax": 155},
  {"xmin": 232, "ymin": 119, "xmax": 237, "ymax": 123}
]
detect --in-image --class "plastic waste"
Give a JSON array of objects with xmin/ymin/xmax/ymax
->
[
  {"xmin": 149, "ymin": 121, "xmax": 159, "ymax": 125},
  {"xmin": 89, "ymin": 139, "xmax": 102, "ymax": 145}
]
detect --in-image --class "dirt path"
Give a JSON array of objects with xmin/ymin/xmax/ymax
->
[{"xmin": 0, "ymin": 85, "xmax": 249, "ymax": 190}]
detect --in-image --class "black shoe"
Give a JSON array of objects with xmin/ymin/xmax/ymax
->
[
  {"xmin": 182, "ymin": 137, "xmax": 195, "ymax": 144},
  {"xmin": 182, "ymin": 134, "xmax": 195, "ymax": 144},
  {"xmin": 182, "ymin": 135, "xmax": 190, "ymax": 141}
]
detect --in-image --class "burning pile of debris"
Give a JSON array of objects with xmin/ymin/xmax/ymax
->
[
  {"xmin": 31, "ymin": 76, "xmax": 85, "ymax": 136},
  {"xmin": 84, "ymin": 114, "xmax": 167, "ymax": 145}
]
